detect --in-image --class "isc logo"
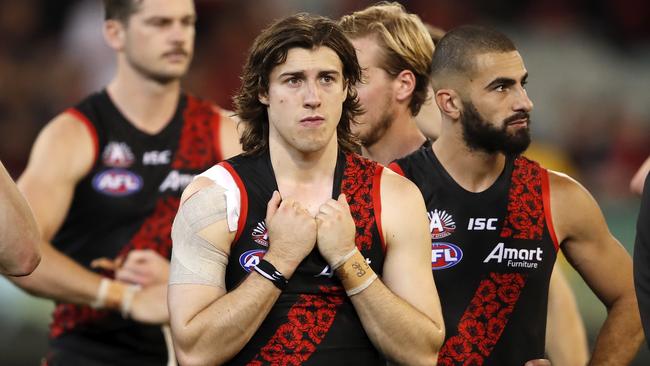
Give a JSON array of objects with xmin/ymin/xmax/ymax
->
[
  {"xmin": 431, "ymin": 243, "xmax": 463, "ymax": 270},
  {"xmin": 143, "ymin": 150, "xmax": 171, "ymax": 165},
  {"xmin": 239, "ymin": 249, "xmax": 267, "ymax": 272},
  {"xmin": 467, "ymin": 218, "xmax": 498, "ymax": 231}
]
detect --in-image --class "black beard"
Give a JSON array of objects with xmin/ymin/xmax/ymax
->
[{"xmin": 460, "ymin": 100, "xmax": 531, "ymax": 155}]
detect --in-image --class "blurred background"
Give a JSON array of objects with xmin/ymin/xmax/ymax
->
[{"xmin": 0, "ymin": 0, "xmax": 649, "ymax": 364}]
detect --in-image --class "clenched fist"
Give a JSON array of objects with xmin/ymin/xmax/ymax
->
[
  {"xmin": 315, "ymin": 194, "xmax": 356, "ymax": 266},
  {"xmin": 264, "ymin": 191, "xmax": 317, "ymax": 277}
]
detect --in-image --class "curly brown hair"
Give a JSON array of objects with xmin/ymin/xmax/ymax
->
[{"xmin": 234, "ymin": 13, "xmax": 363, "ymax": 155}]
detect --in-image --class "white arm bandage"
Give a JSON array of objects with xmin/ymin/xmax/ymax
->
[{"xmin": 170, "ymin": 184, "xmax": 230, "ymax": 288}]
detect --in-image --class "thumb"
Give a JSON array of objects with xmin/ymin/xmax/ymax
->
[
  {"xmin": 337, "ymin": 193, "xmax": 348, "ymax": 207},
  {"xmin": 266, "ymin": 190, "xmax": 282, "ymax": 222}
]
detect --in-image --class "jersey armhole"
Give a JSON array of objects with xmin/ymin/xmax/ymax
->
[
  {"xmin": 541, "ymin": 168, "xmax": 560, "ymax": 251},
  {"xmin": 217, "ymin": 161, "xmax": 248, "ymax": 245},
  {"xmin": 372, "ymin": 165, "xmax": 387, "ymax": 253},
  {"xmin": 387, "ymin": 161, "xmax": 405, "ymax": 177},
  {"xmin": 65, "ymin": 108, "xmax": 99, "ymax": 165}
]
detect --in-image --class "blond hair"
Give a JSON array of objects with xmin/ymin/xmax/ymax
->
[{"xmin": 339, "ymin": 2, "xmax": 434, "ymax": 115}]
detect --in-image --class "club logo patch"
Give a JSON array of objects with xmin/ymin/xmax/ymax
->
[
  {"xmin": 239, "ymin": 249, "xmax": 267, "ymax": 272},
  {"xmin": 102, "ymin": 142, "xmax": 135, "ymax": 168},
  {"xmin": 431, "ymin": 242, "xmax": 463, "ymax": 270},
  {"xmin": 92, "ymin": 169, "xmax": 143, "ymax": 196},
  {"xmin": 428, "ymin": 209, "xmax": 456, "ymax": 239},
  {"xmin": 252, "ymin": 221, "xmax": 269, "ymax": 246}
]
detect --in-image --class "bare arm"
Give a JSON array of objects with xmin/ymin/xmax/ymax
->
[
  {"xmin": 545, "ymin": 263, "xmax": 589, "ymax": 366},
  {"xmin": 0, "ymin": 160, "xmax": 41, "ymax": 276},
  {"xmin": 317, "ymin": 170, "xmax": 444, "ymax": 365},
  {"xmin": 169, "ymin": 181, "xmax": 316, "ymax": 365},
  {"xmin": 551, "ymin": 171, "xmax": 643, "ymax": 365},
  {"xmin": 10, "ymin": 113, "xmax": 165, "ymax": 322}
]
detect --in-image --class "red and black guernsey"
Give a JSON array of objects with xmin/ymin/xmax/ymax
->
[
  {"xmin": 48, "ymin": 90, "xmax": 224, "ymax": 365},
  {"xmin": 219, "ymin": 150, "xmax": 386, "ymax": 366},
  {"xmin": 390, "ymin": 146, "xmax": 559, "ymax": 366}
]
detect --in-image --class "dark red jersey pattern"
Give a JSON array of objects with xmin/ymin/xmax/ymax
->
[
  {"xmin": 391, "ymin": 147, "xmax": 559, "ymax": 366},
  {"xmin": 47, "ymin": 90, "xmax": 224, "ymax": 366},
  {"xmin": 220, "ymin": 150, "xmax": 386, "ymax": 365}
]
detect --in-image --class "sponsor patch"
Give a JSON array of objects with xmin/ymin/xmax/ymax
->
[
  {"xmin": 431, "ymin": 242, "xmax": 463, "ymax": 270},
  {"xmin": 92, "ymin": 169, "xmax": 143, "ymax": 196},
  {"xmin": 239, "ymin": 249, "xmax": 267, "ymax": 272}
]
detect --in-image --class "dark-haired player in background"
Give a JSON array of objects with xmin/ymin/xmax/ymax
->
[
  {"xmin": 7, "ymin": 0, "xmax": 241, "ymax": 365},
  {"xmin": 390, "ymin": 25, "xmax": 642, "ymax": 365}
]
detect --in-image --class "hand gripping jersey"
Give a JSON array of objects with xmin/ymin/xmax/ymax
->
[
  {"xmin": 48, "ymin": 90, "xmax": 225, "ymax": 365},
  {"xmin": 390, "ymin": 147, "xmax": 559, "ymax": 366},
  {"xmin": 217, "ymin": 150, "xmax": 386, "ymax": 365}
]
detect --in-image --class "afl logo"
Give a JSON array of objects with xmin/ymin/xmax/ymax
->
[
  {"xmin": 92, "ymin": 169, "xmax": 143, "ymax": 196},
  {"xmin": 428, "ymin": 209, "xmax": 456, "ymax": 239},
  {"xmin": 239, "ymin": 249, "xmax": 267, "ymax": 272},
  {"xmin": 252, "ymin": 221, "xmax": 269, "ymax": 247},
  {"xmin": 431, "ymin": 242, "xmax": 463, "ymax": 270}
]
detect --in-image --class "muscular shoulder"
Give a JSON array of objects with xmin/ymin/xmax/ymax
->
[
  {"xmin": 25, "ymin": 111, "xmax": 96, "ymax": 182},
  {"xmin": 548, "ymin": 170, "xmax": 608, "ymax": 244},
  {"xmin": 380, "ymin": 168, "xmax": 427, "ymax": 216}
]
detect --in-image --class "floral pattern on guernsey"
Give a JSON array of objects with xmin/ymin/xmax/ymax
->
[
  {"xmin": 340, "ymin": 153, "xmax": 378, "ymax": 251},
  {"xmin": 437, "ymin": 273, "xmax": 526, "ymax": 366},
  {"xmin": 172, "ymin": 94, "xmax": 221, "ymax": 169},
  {"xmin": 499, "ymin": 156, "xmax": 545, "ymax": 241},
  {"xmin": 438, "ymin": 157, "xmax": 544, "ymax": 365},
  {"xmin": 247, "ymin": 287, "xmax": 346, "ymax": 366}
]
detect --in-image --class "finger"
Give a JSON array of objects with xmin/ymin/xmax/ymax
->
[
  {"xmin": 116, "ymin": 268, "xmax": 152, "ymax": 286},
  {"xmin": 318, "ymin": 202, "xmax": 336, "ymax": 216},
  {"xmin": 90, "ymin": 258, "xmax": 118, "ymax": 271},
  {"xmin": 337, "ymin": 193, "xmax": 349, "ymax": 208},
  {"xmin": 122, "ymin": 250, "xmax": 155, "ymax": 266},
  {"xmin": 265, "ymin": 190, "xmax": 282, "ymax": 221}
]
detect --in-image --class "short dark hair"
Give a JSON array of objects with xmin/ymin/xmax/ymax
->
[
  {"xmin": 431, "ymin": 25, "xmax": 516, "ymax": 89},
  {"xmin": 235, "ymin": 13, "xmax": 363, "ymax": 155},
  {"xmin": 103, "ymin": 0, "xmax": 143, "ymax": 23}
]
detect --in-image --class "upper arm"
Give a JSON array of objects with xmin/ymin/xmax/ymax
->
[
  {"xmin": 218, "ymin": 109, "xmax": 243, "ymax": 160},
  {"xmin": 379, "ymin": 169, "xmax": 440, "ymax": 321},
  {"xmin": 550, "ymin": 171, "xmax": 633, "ymax": 307},
  {"xmin": 17, "ymin": 112, "xmax": 95, "ymax": 240},
  {"xmin": 169, "ymin": 178, "xmax": 236, "ymax": 331}
]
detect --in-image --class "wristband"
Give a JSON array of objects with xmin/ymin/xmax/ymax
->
[
  {"xmin": 120, "ymin": 284, "xmax": 142, "ymax": 318},
  {"xmin": 90, "ymin": 278, "xmax": 140, "ymax": 317},
  {"xmin": 253, "ymin": 259, "xmax": 288, "ymax": 290},
  {"xmin": 334, "ymin": 249, "xmax": 377, "ymax": 296},
  {"xmin": 90, "ymin": 278, "xmax": 111, "ymax": 308},
  {"xmin": 330, "ymin": 248, "xmax": 358, "ymax": 271}
]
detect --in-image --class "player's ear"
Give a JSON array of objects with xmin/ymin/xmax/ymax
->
[
  {"xmin": 435, "ymin": 89, "xmax": 462, "ymax": 120},
  {"xmin": 258, "ymin": 92, "xmax": 269, "ymax": 106},
  {"xmin": 103, "ymin": 19, "xmax": 126, "ymax": 51},
  {"xmin": 394, "ymin": 69, "xmax": 416, "ymax": 104}
]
